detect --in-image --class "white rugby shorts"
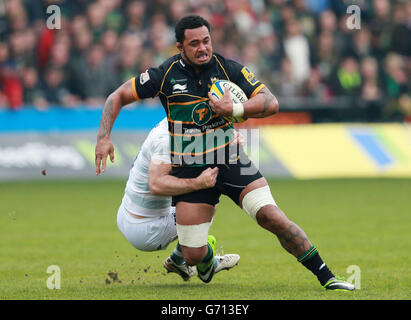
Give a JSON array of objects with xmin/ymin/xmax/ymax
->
[{"xmin": 116, "ymin": 203, "xmax": 177, "ymax": 251}]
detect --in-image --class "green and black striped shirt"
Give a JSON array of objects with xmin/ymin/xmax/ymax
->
[{"xmin": 132, "ymin": 53, "xmax": 265, "ymax": 166}]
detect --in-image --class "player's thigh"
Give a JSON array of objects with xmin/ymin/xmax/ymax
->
[
  {"xmin": 149, "ymin": 208, "xmax": 178, "ymax": 250},
  {"xmin": 116, "ymin": 205, "xmax": 177, "ymax": 251},
  {"xmin": 171, "ymin": 165, "xmax": 219, "ymax": 225}
]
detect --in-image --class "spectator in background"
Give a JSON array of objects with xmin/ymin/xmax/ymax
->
[
  {"xmin": 351, "ymin": 26, "xmax": 374, "ymax": 60},
  {"xmin": 115, "ymin": 33, "xmax": 141, "ymax": 85},
  {"xmin": 369, "ymin": 0, "xmax": 392, "ymax": 60},
  {"xmin": 21, "ymin": 65, "xmax": 48, "ymax": 110},
  {"xmin": 390, "ymin": 1, "xmax": 411, "ymax": 57},
  {"xmin": 73, "ymin": 43, "xmax": 116, "ymax": 107},
  {"xmin": 168, "ymin": 0, "xmax": 189, "ymax": 26},
  {"xmin": 125, "ymin": 0, "xmax": 148, "ymax": 34},
  {"xmin": 70, "ymin": 14, "xmax": 89, "ymax": 35},
  {"xmin": 383, "ymin": 53, "xmax": 408, "ymax": 100},
  {"xmin": 102, "ymin": 0, "xmax": 124, "ymax": 34},
  {"xmin": 0, "ymin": 41, "xmax": 10, "ymax": 66},
  {"xmin": 0, "ymin": 0, "xmax": 407, "ymax": 123},
  {"xmin": 8, "ymin": 31, "xmax": 31, "ymax": 69},
  {"xmin": 277, "ymin": 3, "xmax": 296, "ymax": 35},
  {"xmin": 241, "ymin": 41, "xmax": 262, "ymax": 77},
  {"xmin": 283, "ymin": 19, "xmax": 311, "ymax": 86},
  {"xmin": 303, "ymin": 68, "xmax": 332, "ymax": 102},
  {"xmin": 86, "ymin": 1, "xmax": 107, "ymax": 42},
  {"xmin": 312, "ymin": 31, "xmax": 339, "ymax": 82},
  {"xmin": 0, "ymin": 65, "xmax": 23, "ymax": 110},
  {"xmin": 41, "ymin": 66, "xmax": 80, "ymax": 108},
  {"xmin": 5, "ymin": 0, "xmax": 28, "ymax": 33},
  {"xmin": 293, "ymin": 0, "xmax": 316, "ymax": 42},
  {"xmin": 148, "ymin": 14, "xmax": 176, "ymax": 66},
  {"xmin": 274, "ymin": 57, "xmax": 300, "ymax": 98},
  {"xmin": 227, "ymin": 0, "xmax": 256, "ymax": 41},
  {"xmin": 358, "ymin": 56, "xmax": 385, "ymax": 121},
  {"xmin": 334, "ymin": 13, "xmax": 356, "ymax": 58},
  {"xmin": 0, "ymin": 42, "xmax": 10, "ymax": 109},
  {"xmin": 48, "ymin": 37, "xmax": 71, "ymax": 70},
  {"xmin": 305, "ymin": 0, "xmax": 331, "ymax": 15},
  {"xmin": 331, "ymin": 56, "xmax": 362, "ymax": 97},
  {"xmin": 0, "ymin": 40, "xmax": 22, "ymax": 109},
  {"xmin": 397, "ymin": 94, "xmax": 411, "ymax": 122},
  {"xmin": 101, "ymin": 29, "xmax": 120, "ymax": 73},
  {"xmin": 317, "ymin": 9, "xmax": 338, "ymax": 34},
  {"xmin": 69, "ymin": 21, "xmax": 93, "ymax": 99},
  {"xmin": 381, "ymin": 53, "xmax": 410, "ymax": 121},
  {"xmin": 257, "ymin": 31, "xmax": 284, "ymax": 88}
]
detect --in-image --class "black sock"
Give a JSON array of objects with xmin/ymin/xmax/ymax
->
[{"xmin": 298, "ymin": 246, "xmax": 334, "ymax": 286}]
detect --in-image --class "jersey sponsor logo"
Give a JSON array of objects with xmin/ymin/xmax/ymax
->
[
  {"xmin": 171, "ymin": 80, "xmax": 188, "ymax": 94},
  {"xmin": 140, "ymin": 70, "xmax": 150, "ymax": 85},
  {"xmin": 196, "ymin": 107, "xmax": 208, "ymax": 121},
  {"xmin": 172, "ymin": 83, "xmax": 187, "ymax": 91},
  {"xmin": 241, "ymin": 66, "xmax": 258, "ymax": 86},
  {"xmin": 192, "ymin": 102, "xmax": 212, "ymax": 125}
]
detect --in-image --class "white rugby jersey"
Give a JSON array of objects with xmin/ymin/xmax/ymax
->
[{"xmin": 122, "ymin": 118, "xmax": 172, "ymax": 217}]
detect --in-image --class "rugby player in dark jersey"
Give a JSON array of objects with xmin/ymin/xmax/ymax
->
[{"xmin": 95, "ymin": 15, "xmax": 354, "ymax": 291}]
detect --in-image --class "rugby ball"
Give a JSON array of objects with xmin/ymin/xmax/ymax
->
[{"xmin": 209, "ymin": 80, "xmax": 248, "ymax": 123}]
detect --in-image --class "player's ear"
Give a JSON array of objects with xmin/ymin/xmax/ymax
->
[{"xmin": 176, "ymin": 42, "xmax": 183, "ymax": 53}]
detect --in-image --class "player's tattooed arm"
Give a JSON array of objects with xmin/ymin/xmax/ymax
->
[
  {"xmin": 95, "ymin": 79, "xmax": 137, "ymax": 175},
  {"xmin": 97, "ymin": 96, "xmax": 115, "ymax": 141},
  {"xmin": 258, "ymin": 87, "xmax": 277, "ymax": 118},
  {"xmin": 97, "ymin": 79, "xmax": 136, "ymax": 141},
  {"xmin": 243, "ymin": 87, "xmax": 279, "ymax": 118}
]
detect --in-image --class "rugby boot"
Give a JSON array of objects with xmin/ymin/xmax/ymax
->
[
  {"xmin": 163, "ymin": 256, "xmax": 195, "ymax": 281},
  {"xmin": 323, "ymin": 277, "xmax": 355, "ymax": 291}
]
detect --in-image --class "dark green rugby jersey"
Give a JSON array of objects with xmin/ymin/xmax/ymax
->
[{"xmin": 131, "ymin": 53, "xmax": 265, "ymax": 166}]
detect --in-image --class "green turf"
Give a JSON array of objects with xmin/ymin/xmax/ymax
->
[{"xmin": 1, "ymin": 178, "xmax": 410, "ymax": 300}]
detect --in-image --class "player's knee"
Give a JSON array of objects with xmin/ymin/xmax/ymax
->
[
  {"xmin": 176, "ymin": 222, "xmax": 210, "ymax": 246},
  {"xmin": 241, "ymin": 186, "xmax": 277, "ymax": 222},
  {"xmin": 176, "ymin": 222, "xmax": 210, "ymax": 265}
]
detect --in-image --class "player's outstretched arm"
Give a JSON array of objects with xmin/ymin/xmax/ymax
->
[
  {"xmin": 95, "ymin": 79, "xmax": 137, "ymax": 175},
  {"xmin": 148, "ymin": 160, "xmax": 219, "ymax": 196}
]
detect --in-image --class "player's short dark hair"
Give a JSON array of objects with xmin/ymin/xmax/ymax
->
[{"xmin": 175, "ymin": 15, "xmax": 210, "ymax": 43}]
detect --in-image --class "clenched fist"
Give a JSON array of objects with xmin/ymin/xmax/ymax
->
[{"xmin": 196, "ymin": 167, "xmax": 219, "ymax": 189}]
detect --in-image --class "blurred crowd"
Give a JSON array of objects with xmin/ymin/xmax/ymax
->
[{"xmin": 0, "ymin": 0, "xmax": 410, "ymax": 122}]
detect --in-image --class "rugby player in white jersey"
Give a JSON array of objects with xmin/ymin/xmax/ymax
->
[{"xmin": 112, "ymin": 118, "xmax": 240, "ymax": 281}]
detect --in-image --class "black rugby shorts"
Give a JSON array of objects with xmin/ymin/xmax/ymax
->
[{"xmin": 171, "ymin": 149, "xmax": 262, "ymax": 206}]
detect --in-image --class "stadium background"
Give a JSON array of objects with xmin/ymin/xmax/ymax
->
[{"xmin": 0, "ymin": 0, "xmax": 411, "ymax": 301}]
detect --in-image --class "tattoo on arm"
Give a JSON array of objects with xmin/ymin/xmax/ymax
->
[
  {"xmin": 97, "ymin": 80, "xmax": 134, "ymax": 141},
  {"xmin": 259, "ymin": 87, "xmax": 274, "ymax": 117},
  {"xmin": 277, "ymin": 222, "xmax": 312, "ymax": 258},
  {"xmin": 97, "ymin": 96, "xmax": 114, "ymax": 141}
]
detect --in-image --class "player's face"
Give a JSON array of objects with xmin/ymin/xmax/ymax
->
[{"xmin": 178, "ymin": 26, "xmax": 212, "ymax": 68}]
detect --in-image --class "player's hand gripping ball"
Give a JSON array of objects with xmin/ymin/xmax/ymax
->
[{"xmin": 209, "ymin": 80, "xmax": 248, "ymax": 123}]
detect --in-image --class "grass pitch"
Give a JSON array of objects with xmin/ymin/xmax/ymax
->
[{"xmin": 1, "ymin": 178, "xmax": 410, "ymax": 300}]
